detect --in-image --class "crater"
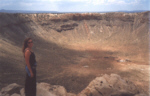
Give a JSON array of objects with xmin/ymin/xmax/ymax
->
[{"xmin": 0, "ymin": 12, "xmax": 149, "ymax": 94}]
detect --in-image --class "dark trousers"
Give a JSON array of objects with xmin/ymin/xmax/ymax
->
[{"xmin": 25, "ymin": 69, "xmax": 36, "ymax": 96}]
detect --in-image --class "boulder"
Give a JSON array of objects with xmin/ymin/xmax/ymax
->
[
  {"xmin": 37, "ymin": 82, "xmax": 67, "ymax": 96},
  {"xmin": 20, "ymin": 88, "xmax": 25, "ymax": 96},
  {"xmin": 0, "ymin": 83, "xmax": 22, "ymax": 96},
  {"xmin": 78, "ymin": 74, "xmax": 140, "ymax": 96},
  {"xmin": 0, "ymin": 82, "xmax": 68, "ymax": 96},
  {"xmin": 0, "ymin": 74, "xmax": 147, "ymax": 96}
]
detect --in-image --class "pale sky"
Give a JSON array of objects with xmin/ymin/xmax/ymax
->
[{"xmin": 0, "ymin": 0, "xmax": 149, "ymax": 12}]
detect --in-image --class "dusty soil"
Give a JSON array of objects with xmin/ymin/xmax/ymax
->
[
  {"xmin": 59, "ymin": 43, "xmax": 149, "ymax": 94},
  {"xmin": 35, "ymin": 42, "xmax": 149, "ymax": 94},
  {"xmin": 0, "ymin": 40, "xmax": 149, "ymax": 95},
  {"xmin": 0, "ymin": 12, "xmax": 149, "ymax": 95}
]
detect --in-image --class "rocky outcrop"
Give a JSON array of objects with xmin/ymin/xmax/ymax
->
[
  {"xmin": 0, "ymin": 83, "xmax": 22, "ymax": 96},
  {"xmin": 0, "ymin": 12, "xmax": 149, "ymax": 95},
  {"xmin": 0, "ymin": 83, "xmax": 76, "ymax": 96},
  {"xmin": 0, "ymin": 74, "xmax": 147, "ymax": 96},
  {"xmin": 78, "ymin": 74, "xmax": 147, "ymax": 96},
  {"xmin": 56, "ymin": 23, "xmax": 78, "ymax": 32},
  {"xmin": 0, "ymin": 12, "xmax": 149, "ymax": 44}
]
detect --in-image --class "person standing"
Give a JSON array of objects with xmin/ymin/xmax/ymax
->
[{"xmin": 22, "ymin": 38, "xmax": 37, "ymax": 96}]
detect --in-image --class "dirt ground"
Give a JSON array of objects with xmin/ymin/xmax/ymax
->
[
  {"xmin": 0, "ymin": 41, "xmax": 149, "ymax": 95},
  {"xmin": 0, "ymin": 12, "xmax": 149, "ymax": 95},
  {"xmin": 34, "ymin": 42, "xmax": 149, "ymax": 94}
]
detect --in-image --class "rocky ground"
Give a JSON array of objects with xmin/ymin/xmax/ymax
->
[
  {"xmin": 0, "ymin": 74, "xmax": 148, "ymax": 96},
  {"xmin": 0, "ymin": 12, "xmax": 149, "ymax": 95}
]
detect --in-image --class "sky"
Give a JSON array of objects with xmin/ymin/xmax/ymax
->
[{"xmin": 0, "ymin": 0, "xmax": 149, "ymax": 12}]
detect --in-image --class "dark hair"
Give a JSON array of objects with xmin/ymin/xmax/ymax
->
[{"xmin": 22, "ymin": 38, "xmax": 32, "ymax": 53}]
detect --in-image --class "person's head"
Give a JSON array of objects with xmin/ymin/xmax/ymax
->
[{"xmin": 22, "ymin": 38, "xmax": 33, "ymax": 53}]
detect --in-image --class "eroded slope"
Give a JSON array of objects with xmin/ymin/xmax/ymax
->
[{"xmin": 0, "ymin": 12, "xmax": 149, "ymax": 94}]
